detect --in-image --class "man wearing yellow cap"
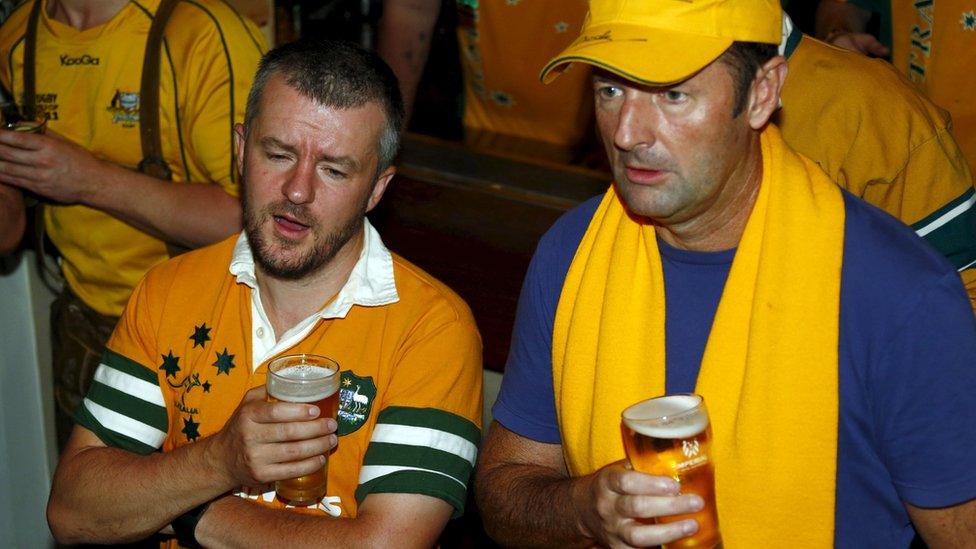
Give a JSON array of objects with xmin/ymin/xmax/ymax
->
[{"xmin": 475, "ymin": 0, "xmax": 976, "ymax": 547}]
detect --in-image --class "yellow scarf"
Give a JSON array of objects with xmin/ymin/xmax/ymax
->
[{"xmin": 552, "ymin": 126, "xmax": 843, "ymax": 547}]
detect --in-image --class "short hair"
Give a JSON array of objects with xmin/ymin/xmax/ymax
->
[
  {"xmin": 244, "ymin": 40, "xmax": 405, "ymax": 175},
  {"xmin": 720, "ymin": 41, "xmax": 779, "ymax": 118}
]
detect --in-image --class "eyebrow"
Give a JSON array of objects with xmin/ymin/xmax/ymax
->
[{"xmin": 259, "ymin": 136, "xmax": 360, "ymax": 172}]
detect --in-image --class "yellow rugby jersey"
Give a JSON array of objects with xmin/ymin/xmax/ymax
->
[
  {"xmin": 75, "ymin": 234, "xmax": 483, "ymax": 525},
  {"xmin": 0, "ymin": 0, "xmax": 266, "ymax": 316},
  {"xmin": 778, "ymin": 34, "xmax": 976, "ymax": 307},
  {"xmin": 456, "ymin": 0, "xmax": 591, "ymax": 147},
  {"xmin": 848, "ymin": 0, "xmax": 976, "ymax": 172}
]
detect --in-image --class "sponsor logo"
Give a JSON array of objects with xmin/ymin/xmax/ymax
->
[
  {"xmin": 107, "ymin": 90, "xmax": 140, "ymax": 127},
  {"xmin": 60, "ymin": 54, "xmax": 99, "ymax": 66}
]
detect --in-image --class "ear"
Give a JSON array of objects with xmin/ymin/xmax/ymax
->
[
  {"xmin": 233, "ymin": 123, "xmax": 247, "ymax": 178},
  {"xmin": 746, "ymin": 56, "xmax": 788, "ymax": 130},
  {"xmin": 365, "ymin": 165, "xmax": 396, "ymax": 213}
]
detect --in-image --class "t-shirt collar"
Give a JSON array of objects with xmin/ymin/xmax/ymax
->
[{"xmin": 229, "ymin": 218, "xmax": 399, "ymax": 319}]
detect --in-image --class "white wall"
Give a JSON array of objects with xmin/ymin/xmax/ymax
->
[{"xmin": 0, "ymin": 251, "xmax": 57, "ymax": 547}]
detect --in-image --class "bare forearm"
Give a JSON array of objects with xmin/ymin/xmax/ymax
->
[
  {"xmin": 377, "ymin": 0, "xmax": 440, "ymax": 119},
  {"xmin": 476, "ymin": 463, "xmax": 594, "ymax": 548},
  {"xmin": 0, "ymin": 183, "xmax": 25, "ymax": 254},
  {"xmin": 815, "ymin": 0, "xmax": 871, "ymax": 38},
  {"xmin": 48, "ymin": 435, "xmax": 232, "ymax": 544},
  {"xmin": 197, "ymin": 495, "xmax": 442, "ymax": 549},
  {"xmin": 83, "ymin": 160, "xmax": 242, "ymax": 248}
]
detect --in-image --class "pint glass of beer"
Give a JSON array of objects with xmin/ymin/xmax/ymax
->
[
  {"xmin": 267, "ymin": 354, "xmax": 340, "ymax": 506},
  {"xmin": 621, "ymin": 394, "xmax": 722, "ymax": 548}
]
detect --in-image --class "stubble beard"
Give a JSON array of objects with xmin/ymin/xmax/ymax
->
[{"xmin": 242, "ymin": 184, "xmax": 367, "ymax": 281}]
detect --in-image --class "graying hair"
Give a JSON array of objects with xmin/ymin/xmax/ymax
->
[{"xmin": 244, "ymin": 40, "xmax": 405, "ymax": 174}]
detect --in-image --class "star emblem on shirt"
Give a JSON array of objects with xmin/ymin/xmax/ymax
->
[
  {"xmin": 213, "ymin": 348, "xmax": 236, "ymax": 375},
  {"xmin": 342, "ymin": 378, "xmax": 352, "ymax": 387},
  {"xmin": 159, "ymin": 351, "xmax": 180, "ymax": 378},
  {"xmin": 202, "ymin": 380, "xmax": 212, "ymax": 393},
  {"xmin": 189, "ymin": 323, "xmax": 212, "ymax": 348},
  {"xmin": 181, "ymin": 416, "xmax": 201, "ymax": 441},
  {"xmin": 962, "ymin": 11, "xmax": 976, "ymax": 31},
  {"xmin": 554, "ymin": 21, "xmax": 569, "ymax": 33}
]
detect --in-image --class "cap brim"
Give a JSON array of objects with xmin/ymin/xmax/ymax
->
[{"xmin": 541, "ymin": 23, "xmax": 733, "ymax": 86}]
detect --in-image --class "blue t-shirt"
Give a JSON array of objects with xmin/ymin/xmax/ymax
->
[{"xmin": 493, "ymin": 192, "xmax": 976, "ymax": 548}]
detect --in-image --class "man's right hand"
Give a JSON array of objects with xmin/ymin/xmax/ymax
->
[
  {"xmin": 577, "ymin": 461, "xmax": 704, "ymax": 548},
  {"xmin": 207, "ymin": 385, "xmax": 337, "ymax": 488}
]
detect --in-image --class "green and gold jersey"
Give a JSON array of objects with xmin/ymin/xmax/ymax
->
[
  {"xmin": 456, "ymin": 0, "xmax": 591, "ymax": 147},
  {"xmin": 75, "ymin": 233, "xmax": 483, "ymax": 524},
  {"xmin": 778, "ymin": 34, "xmax": 976, "ymax": 308},
  {"xmin": 0, "ymin": 0, "xmax": 266, "ymax": 316},
  {"xmin": 848, "ymin": 0, "xmax": 976, "ymax": 173}
]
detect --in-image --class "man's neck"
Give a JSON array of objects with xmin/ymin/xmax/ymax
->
[
  {"xmin": 655, "ymin": 136, "xmax": 764, "ymax": 252},
  {"xmin": 46, "ymin": 0, "xmax": 130, "ymax": 31},
  {"xmin": 255, "ymin": 231, "xmax": 365, "ymax": 339}
]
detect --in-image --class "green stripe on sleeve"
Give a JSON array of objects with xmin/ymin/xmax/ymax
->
[
  {"xmin": 912, "ymin": 189, "xmax": 976, "ymax": 271},
  {"xmin": 102, "ymin": 348, "xmax": 160, "ymax": 385},
  {"xmin": 355, "ymin": 470, "xmax": 468, "ymax": 517},
  {"xmin": 86, "ymin": 380, "xmax": 168, "ymax": 432},
  {"xmin": 74, "ymin": 402, "xmax": 160, "ymax": 455},
  {"xmin": 362, "ymin": 442, "xmax": 474, "ymax": 483},
  {"xmin": 375, "ymin": 406, "xmax": 481, "ymax": 445}
]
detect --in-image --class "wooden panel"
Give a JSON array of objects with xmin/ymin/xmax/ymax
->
[{"xmin": 370, "ymin": 133, "xmax": 610, "ymax": 372}]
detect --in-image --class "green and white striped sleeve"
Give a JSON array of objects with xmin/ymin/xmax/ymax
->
[
  {"xmin": 913, "ymin": 188, "xmax": 976, "ymax": 272},
  {"xmin": 355, "ymin": 406, "xmax": 481, "ymax": 514},
  {"xmin": 73, "ymin": 348, "xmax": 169, "ymax": 455}
]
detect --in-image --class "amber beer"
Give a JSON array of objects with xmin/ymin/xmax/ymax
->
[
  {"xmin": 622, "ymin": 394, "xmax": 722, "ymax": 549},
  {"xmin": 267, "ymin": 354, "xmax": 340, "ymax": 506}
]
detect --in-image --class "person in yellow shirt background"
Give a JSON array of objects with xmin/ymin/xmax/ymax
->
[
  {"xmin": 0, "ymin": 0, "xmax": 266, "ymax": 448},
  {"xmin": 816, "ymin": 0, "xmax": 976, "ymax": 175}
]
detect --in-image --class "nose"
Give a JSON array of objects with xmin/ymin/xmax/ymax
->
[
  {"xmin": 281, "ymin": 159, "xmax": 316, "ymax": 205},
  {"xmin": 612, "ymin": 93, "xmax": 657, "ymax": 152}
]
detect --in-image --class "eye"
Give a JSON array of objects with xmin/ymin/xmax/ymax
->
[
  {"xmin": 595, "ymin": 83, "xmax": 623, "ymax": 99},
  {"xmin": 662, "ymin": 90, "xmax": 688, "ymax": 103},
  {"xmin": 323, "ymin": 167, "xmax": 347, "ymax": 179},
  {"xmin": 266, "ymin": 152, "xmax": 291, "ymax": 162}
]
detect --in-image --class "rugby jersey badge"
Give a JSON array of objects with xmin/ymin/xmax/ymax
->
[{"xmin": 337, "ymin": 371, "xmax": 376, "ymax": 436}]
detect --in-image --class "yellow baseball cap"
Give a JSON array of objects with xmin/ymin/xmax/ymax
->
[{"xmin": 541, "ymin": 0, "xmax": 782, "ymax": 86}]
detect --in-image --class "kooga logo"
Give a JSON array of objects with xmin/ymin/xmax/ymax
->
[{"xmin": 60, "ymin": 54, "xmax": 99, "ymax": 66}]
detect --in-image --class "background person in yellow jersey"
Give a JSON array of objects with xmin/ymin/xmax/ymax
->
[
  {"xmin": 816, "ymin": 0, "xmax": 976, "ymax": 174},
  {"xmin": 476, "ymin": 0, "xmax": 976, "ymax": 547},
  {"xmin": 0, "ymin": 0, "xmax": 265, "ymax": 446},
  {"xmin": 378, "ymin": 0, "xmax": 592, "ymax": 153},
  {"xmin": 777, "ymin": 16, "xmax": 976, "ymax": 309},
  {"xmin": 47, "ymin": 40, "xmax": 483, "ymax": 548}
]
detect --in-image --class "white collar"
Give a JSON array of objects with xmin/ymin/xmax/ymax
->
[{"xmin": 229, "ymin": 218, "xmax": 399, "ymax": 321}]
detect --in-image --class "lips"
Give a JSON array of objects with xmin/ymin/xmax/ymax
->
[
  {"xmin": 273, "ymin": 213, "xmax": 311, "ymax": 238},
  {"xmin": 625, "ymin": 165, "xmax": 669, "ymax": 185}
]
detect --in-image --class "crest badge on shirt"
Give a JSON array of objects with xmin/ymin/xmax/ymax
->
[
  {"xmin": 337, "ymin": 371, "xmax": 375, "ymax": 436},
  {"xmin": 107, "ymin": 89, "xmax": 140, "ymax": 127}
]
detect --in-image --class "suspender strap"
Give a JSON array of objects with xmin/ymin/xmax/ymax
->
[
  {"xmin": 137, "ymin": 0, "xmax": 179, "ymax": 181},
  {"xmin": 22, "ymin": 0, "xmax": 42, "ymax": 120}
]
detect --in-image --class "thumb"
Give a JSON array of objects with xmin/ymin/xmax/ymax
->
[{"xmin": 243, "ymin": 384, "xmax": 268, "ymax": 402}]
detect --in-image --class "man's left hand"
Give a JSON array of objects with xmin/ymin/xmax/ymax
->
[{"xmin": 0, "ymin": 128, "xmax": 106, "ymax": 204}]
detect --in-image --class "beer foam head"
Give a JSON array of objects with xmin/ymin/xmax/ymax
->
[
  {"xmin": 622, "ymin": 394, "xmax": 708, "ymax": 439},
  {"xmin": 268, "ymin": 363, "xmax": 338, "ymax": 402}
]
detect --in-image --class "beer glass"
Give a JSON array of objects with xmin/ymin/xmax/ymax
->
[
  {"xmin": 267, "ymin": 354, "xmax": 340, "ymax": 506},
  {"xmin": 621, "ymin": 394, "xmax": 722, "ymax": 548}
]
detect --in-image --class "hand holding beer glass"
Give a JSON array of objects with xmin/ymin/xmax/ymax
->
[
  {"xmin": 266, "ymin": 354, "xmax": 340, "ymax": 506},
  {"xmin": 621, "ymin": 394, "xmax": 722, "ymax": 549}
]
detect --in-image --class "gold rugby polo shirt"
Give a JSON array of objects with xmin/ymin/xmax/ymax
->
[{"xmin": 76, "ymin": 222, "xmax": 484, "ymax": 518}]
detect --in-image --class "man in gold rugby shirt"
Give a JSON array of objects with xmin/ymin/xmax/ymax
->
[
  {"xmin": 46, "ymin": 40, "xmax": 483, "ymax": 547},
  {"xmin": 0, "ymin": 0, "xmax": 265, "ymax": 445}
]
